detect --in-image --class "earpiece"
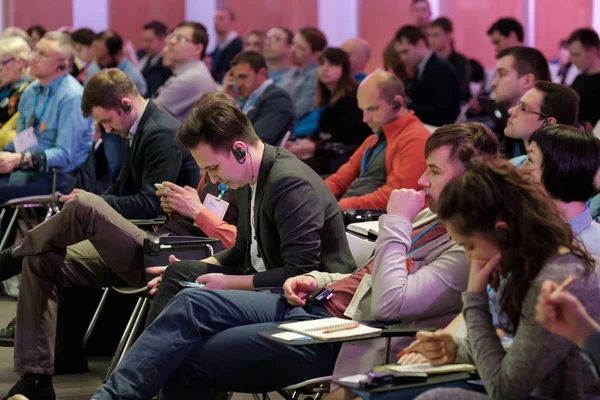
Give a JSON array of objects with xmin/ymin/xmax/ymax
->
[
  {"xmin": 121, "ymin": 101, "xmax": 132, "ymax": 114},
  {"xmin": 494, "ymin": 228, "xmax": 511, "ymax": 250},
  {"xmin": 232, "ymin": 145, "xmax": 247, "ymax": 164},
  {"xmin": 542, "ymin": 120, "xmax": 549, "ymax": 128},
  {"xmin": 56, "ymin": 62, "xmax": 66, "ymax": 72},
  {"xmin": 392, "ymin": 100, "xmax": 401, "ymax": 111}
]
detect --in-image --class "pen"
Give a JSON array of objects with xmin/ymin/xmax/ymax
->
[
  {"xmin": 323, "ymin": 322, "xmax": 360, "ymax": 334},
  {"xmin": 397, "ymin": 339, "xmax": 420, "ymax": 358},
  {"xmin": 550, "ymin": 275, "xmax": 575, "ymax": 298}
]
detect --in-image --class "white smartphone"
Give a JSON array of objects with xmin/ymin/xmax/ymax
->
[{"xmin": 154, "ymin": 183, "xmax": 174, "ymax": 192}]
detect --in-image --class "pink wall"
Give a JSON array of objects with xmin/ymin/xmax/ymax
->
[{"xmin": 8, "ymin": 0, "xmax": 73, "ymax": 31}]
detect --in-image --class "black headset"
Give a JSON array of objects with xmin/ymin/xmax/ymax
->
[
  {"xmin": 232, "ymin": 145, "xmax": 246, "ymax": 164},
  {"xmin": 542, "ymin": 120, "xmax": 549, "ymax": 128},
  {"xmin": 392, "ymin": 100, "xmax": 401, "ymax": 111},
  {"xmin": 121, "ymin": 101, "xmax": 132, "ymax": 114},
  {"xmin": 494, "ymin": 228, "xmax": 511, "ymax": 250},
  {"xmin": 56, "ymin": 61, "xmax": 67, "ymax": 72}
]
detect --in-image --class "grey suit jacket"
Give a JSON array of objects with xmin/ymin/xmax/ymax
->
[
  {"xmin": 246, "ymin": 84, "xmax": 295, "ymax": 145},
  {"xmin": 214, "ymin": 144, "xmax": 356, "ymax": 287}
]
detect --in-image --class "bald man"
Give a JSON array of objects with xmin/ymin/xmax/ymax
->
[{"xmin": 341, "ymin": 37, "xmax": 371, "ymax": 82}]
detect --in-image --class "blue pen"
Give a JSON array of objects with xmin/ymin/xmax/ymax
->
[{"xmin": 217, "ymin": 183, "xmax": 229, "ymax": 201}]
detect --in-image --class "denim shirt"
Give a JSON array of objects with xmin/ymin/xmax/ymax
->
[
  {"xmin": 85, "ymin": 58, "xmax": 148, "ymax": 96},
  {"xmin": 4, "ymin": 74, "xmax": 93, "ymax": 173},
  {"xmin": 277, "ymin": 63, "xmax": 318, "ymax": 120}
]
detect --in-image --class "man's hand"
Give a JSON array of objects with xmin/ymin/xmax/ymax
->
[
  {"xmin": 158, "ymin": 182, "xmax": 204, "ymax": 219},
  {"xmin": 223, "ymin": 70, "xmax": 239, "ymax": 100},
  {"xmin": 59, "ymin": 188, "xmax": 85, "ymax": 203},
  {"xmin": 145, "ymin": 255, "xmax": 180, "ymax": 295},
  {"xmin": 283, "ymin": 275, "xmax": 319, "ymax": 306},
  {"xmin": 467, "ymin": 254, "xmax": 501, "ymax": 293},
  {"xmin": 285, "ymin": 139, "xmax": 316, "ymax": 160},
  {"xmin": 386, "ymin": 189, "xmax": 426, "ymax": 221},
  {"xmin": 415, "ymin": 329, "xmax": 459, "ymax": 366},
  {"xmin": 535, "ymin": 279, "xmax": 598, "ymax": 348},
  {"xmin": 195, "ymin": 273, "xmax": 233, "ymax": 290},
  {"xmin": 0, "ymin": 152, "xmax": 21, "ymax": 174}
]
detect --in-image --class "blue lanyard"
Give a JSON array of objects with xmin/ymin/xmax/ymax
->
[
  {"xmin": 408, "ymin": 220, "xmax": 441, "ymax": 255},
  {"xmin": 360, "ymin": 135, "xmax": 387, "ymax": 177},
  {"xmin": 0, "ymin": 86, "xmax": 13, "ymax": 100},
  {"xmin": 30, "ymin": 76, "xmax": 65, "ymax": 128},
  {"xmin": 217, "ymin": 183, "xmax": 229, "ymax": 200}
]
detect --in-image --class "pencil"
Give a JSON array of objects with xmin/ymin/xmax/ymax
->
[
  {"xmin": 323, "ymin": 322, "xmax": 360, "ymax": 333},
  {"xmin": 550, "ymin": 275, "xmax": 575, "ymax": 298},
  {"xmin": 397, "ymin": 339, "xmax": 421, "ymax": 358}
]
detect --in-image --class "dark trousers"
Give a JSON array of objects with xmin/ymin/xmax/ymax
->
[
  {"xmin": 94, "ymin": 289, "xmax": 338, "ymax": 400},
  {"xmin": 0, "ymin": 170, "xmax": 71, "ymax": 203}
]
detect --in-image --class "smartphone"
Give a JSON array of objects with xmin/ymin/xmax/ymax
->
[
  {"xmin": 178, "ymin": 281, "xmax": 206, "ymax": 289},
  {"xmin": 154, "ymin": 183, "xmax": 174, "ymax": 192}
]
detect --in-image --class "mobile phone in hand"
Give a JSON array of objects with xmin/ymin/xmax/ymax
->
[{"xmin": 178, "ymin": 281, "xmax": 206, "ymax": 289}]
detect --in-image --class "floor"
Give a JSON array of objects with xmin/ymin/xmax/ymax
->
[{"xmin": 0, "ymin": 296, "xmax": 284, "ymax": 400}]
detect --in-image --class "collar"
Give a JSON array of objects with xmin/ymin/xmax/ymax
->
[
  {"xmin": 128, "ymin": 100, "xmax": 149, "ymax": 140},
  {"xmin": 241, "ymin": 79, "xmax": 273, "ymax": 112},
  {"xmin": 36, "ymin": 74, "xmax": 68, "ymax": 95},
  {"xmin": 218, "ymin": 31, "xmax": 239, "ymax": 49},
  {"xmin": 380, "ymin": 110, "xmax": 418, "ymax": 140},
  {"xmin": 173, "ymin": 60, "xmax": 204, "ymax": 76},
  {"xmin": 118, "ymin": 58, "xmax": 131, "ymax": 71},
  {"xmin": 568, "ymin": 207, "xmax": 593, "ymax": 235},
  {"xmin": 417, "ymin": 51, "xmax": 433, "ymax": 79},
  {"xmin": 14, "ymin": 75, "xmax": 30, "ymax": 90},
  {"xmin": 295, "ymin": 62, "xmax": 318, "ymax": 75}
]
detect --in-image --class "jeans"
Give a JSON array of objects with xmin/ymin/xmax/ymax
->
[
  {"xmin": 0, "ymin": 170, "xmax": 71, "ymax": 203},
  {"xmin": 94, "ymin": 289, "xmax": 338, "ymax": 400}
]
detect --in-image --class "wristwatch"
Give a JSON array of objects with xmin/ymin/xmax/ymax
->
[{"xmin": 20, "ymin": 152, "xmax": 33, "ymax": 170}]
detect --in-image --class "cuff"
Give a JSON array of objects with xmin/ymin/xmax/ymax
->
[{"xmin": 194, "ymin": 207, "xmax": 221, "ymax": 232}]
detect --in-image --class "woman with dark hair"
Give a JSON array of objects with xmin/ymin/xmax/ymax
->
[
  {"xmin": 383, "ymin": 40, "xmax": 408, "ymax": 84},
  {"xmin": 413, "ymin": 152, "xmax": 600, "ymax": 400}
]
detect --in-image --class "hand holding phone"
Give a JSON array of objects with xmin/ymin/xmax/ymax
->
[
  {"xmin": 155, "ymin": 183, "xmax": 174, "ymax": 193},
  {"xmin": 178, "ymin": 281, "xmax": 206, "ymax": 289}
]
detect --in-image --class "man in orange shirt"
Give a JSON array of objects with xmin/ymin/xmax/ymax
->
[{"xmin": 325, "ymin": 71, "xmax": 430, "ymax": 210}]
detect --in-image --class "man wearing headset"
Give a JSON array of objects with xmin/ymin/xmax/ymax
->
[
  {"xmin": 325, "ymin": 71, "xmax": 430, "ymax": 211},
  {"xmin": 0, "ymin": 31, "xmax": 93, "ymax": 203}
]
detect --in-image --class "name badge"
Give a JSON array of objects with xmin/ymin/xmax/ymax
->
[
  {"xmin": 343, "ymin": 273, "xmax": 372, "ymax": 319},
  {"xmin": 13, "ymin": 126, "xmax": 38, "ymax": 153},
  {"xmin": 203, "ymin": 193, "xmax": 229, "ymax": 219}
]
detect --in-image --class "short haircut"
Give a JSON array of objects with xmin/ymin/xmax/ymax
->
[
  {"xmin": 71, "ymin": 28, "xmax": 96, "ymax": 46},
  {"xmin": 177, "ymin": 92, "xmax": 260, "ymax": 152},
  {"xmin": 0, "ymin": 27, "xmax": 34, "ymax": 48},
  {"xmin": 568, "ymin": 28, "xmax": 600, "ymax": 51},
  {"xmin": 81, "ymin": 68, "xmax": 139, "ymax": 117},
  {"xmin": 298, "ymin": 27, "xmax": 327, "ymax": 53},
  {"xmin": 0, "ymin": 36, "xmax": 31, "ymax": 63},
  {"xmin": 94, "ymin": 30, "xmax": 123, "ymax": 55},
  {"xmin": 364, "ymin": 70, "xmax": 406, "ymax": 103},
  {"xmin": 278, "ymin": 26, "xmax": 294, "ymax": 45},
  {"xmin": 530, "ymin": 125, "xmax": 600, "ymax": 202},
  {"xmin": 394, "ymin": 25, "xmax": 427, "ymax": 46},
  {"xmin": 496, "ymin": 46, "xmax": 550, "ymax": 82},
  {"xmin": 487, "ymin": 17, "xmax": 524, "ymax": 42},
  {"xmin": 175, "ymin": 21, "xmax": 209, "ymax": 59},
  {"xmin": 230, "ymin": 51, "xmax": 267, "ymax": 73},
  {"xmin": 430, "ymin": 17, "xmax": 453, "ymax": 33},
  {"xmin": 534, "ymin": 81, "xmax": 580, "ymax": 125},
  {"xmin": 26, "ymin": 25, "xmax": 46, "ymax": 38},
  {"xmin": 143, "ymin": 20, "xmax": 168, "ymax": 37},
  {"xmin": 43, "ymin": 31, "xmax": 76, "ymax": 59},
  {"xmin": 425, "ymin": 122, "xmax": 500, "ymax": 161}
]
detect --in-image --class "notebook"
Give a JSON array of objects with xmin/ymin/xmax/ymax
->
[
  {"xmin": 388, "ymin": 363, "xmax": 476, "ymax": 375},
  {"xmin": 347, "ymin": 221, "xmax": 379, "ymax": 237},
  {"xmin": 279, "ymin": 317, "xmax": 382, "ymax": 341}
]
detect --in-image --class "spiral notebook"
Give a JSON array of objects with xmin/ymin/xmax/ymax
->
[{"xmin": 279, "ymin": 317, "xmax": 382, "ymax": 341}]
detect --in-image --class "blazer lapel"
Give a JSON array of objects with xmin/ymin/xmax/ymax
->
[
  {"xmin": 252, "ymin": 144, "xmax": 278, "ymax": 265},
  {"xmin": 120, "ymin": 102, "xmax": 156, "ymax": 185}
]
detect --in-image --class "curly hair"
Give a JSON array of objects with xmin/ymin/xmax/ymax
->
[{"xmin": 438, "ymin": 148, "xmax": 595, "ymax": 331}]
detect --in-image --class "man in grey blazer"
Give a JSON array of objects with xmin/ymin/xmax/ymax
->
[{"xmin": 224, "ymin": 51, "xmax": 295, "ymax": 145}]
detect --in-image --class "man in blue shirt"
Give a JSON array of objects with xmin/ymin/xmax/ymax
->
[{"xmin": 0, "ymin": 31, "xmax": 93, "ymax": 203}]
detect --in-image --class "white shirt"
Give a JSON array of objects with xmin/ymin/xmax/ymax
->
[{"xmin": 250, "ymin": 183, "xmax": 265, "ymax": 272}]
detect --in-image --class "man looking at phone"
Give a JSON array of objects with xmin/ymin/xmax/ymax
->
[{"xmin": 223, "ymin": 51, "xmax": 295, "ymax": 145}]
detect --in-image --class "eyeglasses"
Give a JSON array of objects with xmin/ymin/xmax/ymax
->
[
  {"xmin": 515, "ymin": 101, "xmax": 550, "ymax": 118},
  {"xmin": 32, "ymin": 49, "xmax": 64, "ymax": 62},
  {"xmin": 166, "ymin": 34, "xmax": 196, "ymax": 45},
  {"xmin": 0, "ymin": 58, "xmax": 15, "ymax": 67}
]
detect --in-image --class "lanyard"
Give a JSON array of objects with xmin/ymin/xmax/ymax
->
[
  {"xmin": 30, "ymin": 76, "xmax": 66, "ymax": 128},
  {"xmin": 408, "ymin": 220, "xmax": 441, "ymax": 255},
  {"xmin": 360, "ymin": 134, "xmax": 387, "ymax": 177},
  {"xmin": 0, "ymin": 86, "xmax": 13, "ymax": 100},
  {"xmin": 217, "ymin": 183, "xmax": 229, "ymax": 201}
]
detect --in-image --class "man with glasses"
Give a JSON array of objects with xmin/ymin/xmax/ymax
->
[
  {"xmin": 154, "ymin": 21, "xmax": 217, "ymax": 122},
  {"xmin": 264, "ymin": 26, "xmax": 293, "ymax": 85},
  {"xmin": 0, "ymin": 31, "xmax": 93, "ymax": 202}
]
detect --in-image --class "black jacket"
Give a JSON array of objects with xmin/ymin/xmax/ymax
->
[
  {"xmin": 210, "ymin": 37, "xmax": 243, "ymax": 82},
  {"xmin": 214, "ymin": 144, "xmax": 356, "ymax": 287},
  {"xmin": 140, "ymin": 55, "xmax": 172, "ymax": 98},
  {"xmin": 407, "ymin": 53, "xmax": 461, "ymax": 126},
  {"xmin": 319, "ymin": 88, "xmax": 372, "ymax": 146},
  {"xmin": 246, "ymin": 84, "xmax": 296, "ymax": 145},
  {"xmin": 101, "ymin": 101, "xmax": 200, "ymax": 218}
]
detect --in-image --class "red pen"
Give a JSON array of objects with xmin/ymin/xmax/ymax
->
[{"xmin": 323, "ymin": 322, "xmax": 360, "ymax": 334}]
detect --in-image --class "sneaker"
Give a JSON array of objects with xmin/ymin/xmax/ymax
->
[
  {"xmin": 5, "ymin": 375, "xmax": 55, "ymax": 400},
  {"xmin": 0, "ymin": 317, "xmax": 15, "ymax": 347},
  {"xmin": 0, "ymin": 245, "xmax": 23, "ymax": 282}
]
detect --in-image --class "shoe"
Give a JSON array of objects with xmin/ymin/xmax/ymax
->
[
  {"xmin": 0, "ymin": 317, "xmax": 15, "ymax": 347},
  {"xmin": 53, "ymin": 348, "xmax": 88, "ymax": 375},
  {"xmin": 5, "ymin": 374, "xmax": 55, "ymax": 400},
  {"xmin": 0, "ymin": 245, "xmax": 23, "ymax": 282}
]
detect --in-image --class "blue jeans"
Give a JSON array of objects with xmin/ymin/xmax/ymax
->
[
  {"xmin": 351, "ymin": 380, "xmax": 486, "ymax": 400},
  {"xmin": 0, "ymin": 170, "xmax": 71, "ymax": 203},
  {"xmin": 94, "ymin": 289, "xmax": 338, "ymax": 400}
]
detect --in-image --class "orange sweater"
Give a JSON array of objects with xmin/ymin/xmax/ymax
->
[
  {"xmin": 192, "ymin": 174, "xmax": 237, "ymax": 249},
  {"xmin": 325, "ymin": 111, "xmax": 429, "ymax": 210}
]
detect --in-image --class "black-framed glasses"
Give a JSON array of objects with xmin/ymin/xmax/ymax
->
[
  {"xmin": 166, "ymin": 34, "xmax": 196, "ymax": 45},
  {"xmin": 515, "ymin": 101, "xmax": 550, "ymax": 118}
]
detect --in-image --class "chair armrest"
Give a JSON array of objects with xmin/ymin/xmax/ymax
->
[
  {"xmin": 128, "ymin": 216, "xmax": 167, "ymax": 227},
  {"xmin": 380, "ymin": 327, "xmax": 435, "ymax": 338}
]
